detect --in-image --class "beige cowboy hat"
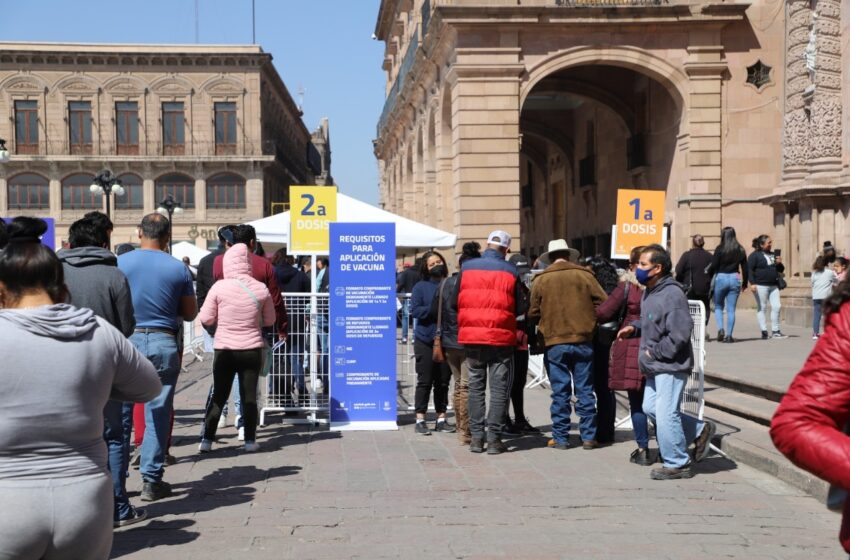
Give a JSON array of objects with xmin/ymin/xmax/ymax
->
[{"xmin": 539, "ymin": 239, "xmax": 580, "ymax": 264}]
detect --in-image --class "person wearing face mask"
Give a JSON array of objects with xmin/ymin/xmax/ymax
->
[
  {"xmin": 617, "ymin": 244, "xmax": 716, "ymax": 480},
  {"xmin": 410, "ymin": 250, "xmax": 455, "ymax": 435}
]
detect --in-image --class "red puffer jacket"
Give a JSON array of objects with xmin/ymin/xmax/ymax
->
[
  {"xmin": 455, "ymin": 249, "xmax": 520, "ymax": 347},
  {"xmin": 771, "ymin": 301, "xmax": 850, "ymax": 553},
  {"xmin": 596, "ymin": 280, "xmax": 644, "ymax": 391}
]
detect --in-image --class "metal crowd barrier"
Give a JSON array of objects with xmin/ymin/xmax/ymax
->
[
  {"xmin": 182, "ymin": 317, "xmax": 206, "ymax": 369},
  {"xmin": 682, "ymin": 299, "xmax": 706, "ymax": 420},
  {"xmin": 261, "ymin": 293, "xmax": 330, "ymax": 426}
]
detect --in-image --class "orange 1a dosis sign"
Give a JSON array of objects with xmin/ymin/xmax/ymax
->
[{"xmin": 612, "ymin": 189, "xmax": 666, "ymax": 259}]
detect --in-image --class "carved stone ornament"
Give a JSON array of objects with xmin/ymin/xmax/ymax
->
[
  {"xmin": 809, "ymin": 0, "xmax": 843, "ymax": 161},
  {"xmin": 7, "ymin": 81, "xmax": 40, "ymax": 91},
  {"xmin": 782, "ymin": 0, "xmax": 813, "ymax": 171},
  {"xmin": 62, "ymin": 81, "xmax": 93, "ymax": 91}
]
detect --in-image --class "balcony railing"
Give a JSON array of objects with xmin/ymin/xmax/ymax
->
[
  {"xmin": 3, "ymin": 139, "xmax": 262, "ymax": 158},
  {"xmin": 378, "ymin": 30, "xmax": 419, "ymax": 135}
]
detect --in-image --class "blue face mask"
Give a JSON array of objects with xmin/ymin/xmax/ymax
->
[{"xmin": 635, "ymin": 267, "xmax": 655, "ymax": 286}]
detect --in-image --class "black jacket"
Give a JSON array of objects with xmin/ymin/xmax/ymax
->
[
  {"xmin": 748, "ymin": 250, "xmax": 785, "ymax": 286},
  {"xmin": 196, "ymin": 248, "xmax": 224, "ymax": 309},
  {"xmin": 432, "ymin": 273, "xmax": 462, "ymax": 350},
  {"xmin": 275, "ymin": 264, "xmax": 310, "ymax": 294},
  {"xmin": 396, "ymin": 267, "xmax": 419, "ymax": 294},
  {"xmin": 675, "ymin": 248, "xmax": 713, "ymax": 296}
]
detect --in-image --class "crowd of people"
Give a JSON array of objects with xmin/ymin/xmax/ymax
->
[{"xmin": 4, "ymin": 207, "xmax": 850, "ymax": 557}]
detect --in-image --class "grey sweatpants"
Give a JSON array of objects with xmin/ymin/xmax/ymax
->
[
  {"xmin": 465, "ymin": 345, "xmax": 514, "ymax": 442},
  {"xmin": 0, "ymin": 473, "xmax": 113, "ymax": 560}
]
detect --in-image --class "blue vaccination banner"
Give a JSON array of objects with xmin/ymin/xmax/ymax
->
[{"xmin": 329, "ymin": 222, "xmax": 397, "ymax": 430}]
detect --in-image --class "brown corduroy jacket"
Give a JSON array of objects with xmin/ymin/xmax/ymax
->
[{"xmin": 528, "ymin": 260, "xmax": 608, "ymax": 346}]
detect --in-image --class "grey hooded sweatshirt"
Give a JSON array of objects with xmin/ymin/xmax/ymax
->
[
  {"xmin": 0, "ymin": 304, "xmax": 161, "ymax": 480},
  {"xmin": 634, "ymin": 274, "xmax": 694, "ymax": 376},
  {"xmin": 57, "ymin": 246, "xmax": 135, "ymax": 337}
]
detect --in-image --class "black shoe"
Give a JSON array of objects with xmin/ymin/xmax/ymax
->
[
  {"xmin": 487, "ymin": 439, "xmax": 507, "ymax": 455},
  {"xmin": 140, "ymin": 480, "xmax": 172, "ymax": 502},
  {"xmin": 114, "ymin": 506, "xmax": 148, "ymax": 528},
  {"xmin": 723, "ymin": 336, "xmax": 735, "ymax": 344},
  {"xmin": 502, "ymin": 420, "xmax": 521, "ymax": 436},
  {"xmin": 716, "ymin": 329, "xmax": 725, "ymax": 343},
  {"xmin": 772, "ymin": 331, "xmax": 789, "ymax": 339},
  {"xmin": 761, "ymin": 330, "xmax": 769, "ymax": 340},
  {"xmin": 165, "ymin": 453, "xmax": 177, "ymax": 466},
  {"xmin": 651, "ymin": 464, "xmax": 694, "ymax": 480},
  {"xmin": 469, "ymin": 439, "xmax": 485, "ymax": 453},
  {"xmin": 629, "ymin": 447, "xmax": 653, "ymax": 466},
  {"xmin": 415, "ymin": 421, "xmax": 432, "ymax": 436},
  {"xmin": 433, "ymin": 420, "xmax": 456, "ymax": 433},
  {"xmin": 514, "ymin": 418, "xmax": 541, "ymax": 434}
]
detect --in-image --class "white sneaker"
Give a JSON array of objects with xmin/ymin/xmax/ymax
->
[
  {"xmin": 234, "ymin": 415, "xmax": 242, "ymax": 429},
  {"xmin": 217, "ymin": 415, "xmax": 227, "ymax": 429},
  {"xmin": 198, "ymin": 439, "xmax": 213, "ymax": 453},
  {"xmin": 238, "ymin": 427, "xmax": 245, "ymax": 441},
  {"xmin": 244, "ymin": 441, "xmax": 260, "ymax": 452}
]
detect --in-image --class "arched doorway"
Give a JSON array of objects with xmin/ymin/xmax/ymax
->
[{"xmin": 519, "ymin": 63, "xmax": 684, "ymax": 260}]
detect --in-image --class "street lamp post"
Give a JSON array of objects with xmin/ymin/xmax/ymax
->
[
  {"xmin": 0, "ymin": 138, "xmax": 10, "ymax": 164},
  {"xmin": 89, "ymin": 169, "xmax": 125, "ymax": 220},
  {"xmin": 156, "ymin": 194, "xmax": 183, "ymax": 254}
]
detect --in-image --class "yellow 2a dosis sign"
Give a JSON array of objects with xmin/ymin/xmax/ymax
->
[
  {"xmin": 612, "ymin": 189, "xmax": 665, "ymax": 259},
  {"xmin": 289, "ymin": 186, "xmax": 337, "ymax": 253}
]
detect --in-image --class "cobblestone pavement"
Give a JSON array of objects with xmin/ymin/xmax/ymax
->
[{"xmin": 111, "ymin": 357, "xmax": 843, "ymax": 559}]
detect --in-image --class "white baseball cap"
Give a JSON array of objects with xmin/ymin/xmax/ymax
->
[{"xmin": 487, "ymin": 230, "xmax": 512, "ymax": 248}]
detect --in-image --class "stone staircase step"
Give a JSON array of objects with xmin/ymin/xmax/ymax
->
[
  {"xmin": 704, "ymin": 405, "xmax": 828, "ymax": 501},
  {"xmin": 703, "ymin": 382, "xmax": 778, "ymax": 427},
  {"xmin": 704, "ymin": 368, "xmax": 786, "ymax": 403}
]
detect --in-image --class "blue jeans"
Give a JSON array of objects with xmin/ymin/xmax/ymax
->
[
  {"xmin": 628, "ymin": 386, "xmax": 649, "ymax": 449},
  {"xmin": 813, "ymin": 298, "xmax": 824, "ymax": 335},
  {"xmin": 130, "ymin": 332, "xmax": 180, "ymax": 484},
  {"xmin": 103, "ymin": 400, "xmax": 133, "ymax": 521},
  {"xmin": 713, "ymin": 272, "xmax": 740, "ymax": 335},
  {"xmin": 545, "ymin": 343, "xmax": 597, "ymax": 443},
  {"xmin": 401, "ymin": 298, "xmax": 411, "ymax": 340},
  {"xmin": 643, "ymin": 372, "xmax": 704, "ymax": 469}
]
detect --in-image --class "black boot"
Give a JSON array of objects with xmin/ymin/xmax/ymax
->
[{"xmin": 716, "ymin": 329, "xmax": 725, "ymax": 343}]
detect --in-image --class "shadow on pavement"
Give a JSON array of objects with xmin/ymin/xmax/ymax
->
[{"xmin": 110, "ymin": 518, "xmax": 200, "ymax": 558}]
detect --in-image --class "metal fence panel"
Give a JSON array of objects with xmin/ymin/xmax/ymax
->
[{"xmin": 682, "ymin": 299, "xmax": 706, "ymax": 420}]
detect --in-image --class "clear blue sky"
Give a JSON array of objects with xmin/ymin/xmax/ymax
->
[{"xmin": 1, "ymin": 0, "xmax": 386, "ymax": 203}]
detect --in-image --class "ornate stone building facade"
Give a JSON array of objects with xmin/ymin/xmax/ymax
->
[
  {"xmin": 0, "ymin": 42, "xmax": 331, "ymax": 249},
  {"xmin": 373, "ymin": 0, "xmax": 792, "ymax": 265}
]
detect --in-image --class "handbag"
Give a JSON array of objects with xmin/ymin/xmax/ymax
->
[
  {"xmin": 777, "ymin": 276, "xmax": 787, "ymax": 290},
  {"xmin": 598, "ymin": 282, "xmax": 630, "ymax": 347},
  {"xmin": 233, "ymin": 279, "xmax": 273, "ymax": 377},
  {"xmin": 432, "ymin": 279, "xmax": 447, "ymax": 363}
]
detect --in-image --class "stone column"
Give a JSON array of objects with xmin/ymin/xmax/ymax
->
[
  {"xmin": 412, "ymin": 127, "xmax": 425, "ymax": 224},
  {"xmin": 808, "ymin": 0, "xmax": 843, "ymax": 178},
  {"xmin": 683, "ymin": 42, "xmax": 726, "ymax": 251},
  {"xmin": 782, "ymin": 0, "xmax": 812, "ymax": 181},
  {"xmin": 448, "ymin": 48, "xmax": 524, "ymax": 253}
]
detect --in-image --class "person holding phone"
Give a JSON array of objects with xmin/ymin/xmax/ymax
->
[{"xmin": 748, "ymin": 235, "xmax": 787, "ymax": 340}]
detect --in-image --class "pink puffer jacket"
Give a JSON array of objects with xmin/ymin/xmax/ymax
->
[{"xmin": 199, "ymin": 244, "xmax": 275, "ymax": 350}]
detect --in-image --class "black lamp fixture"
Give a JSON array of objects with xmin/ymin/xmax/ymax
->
[
  {"xmin": 89, "ymin": 169, "xmax": 125, "ymax": 219},
  {"xmin": 156, "ymin": 194, "xmax": 183, "ymax": 254},
  {"xmin": 0, "ymin": 138, "xmax": 9, "ymax": 164}
]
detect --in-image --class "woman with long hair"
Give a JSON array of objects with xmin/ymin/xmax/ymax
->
[
  {"xmin": 410, "ymin": 250, "xmax": 454, "ymax": 435},
  {"xmin": 596, "ymin": 246, "xmax": 651, "ymax": 464},
  {"xmin": 708, "ymin": 226, "xmax": 748, "ymax": 343},
  {"xmin": 771, "ymin": 278, "xmax": 850, "ymax": 555},
  {"xmin": 748, "ymin": 234, "xmax": 786, "ymax": 340},
  {"xmin": 586, "ymin": 256, "xmax": 620, "ymax": 444},
  {"xmin": 0, "ymin": 218, "xmax": 161, "ymax": 559}
]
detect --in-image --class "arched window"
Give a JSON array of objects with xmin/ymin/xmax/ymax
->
[
  {"xmin": 115, "ymin": 173, "xmax": 143, "ymax": 210},
  {"xmin": 8, "ymin": 173, "xmax": 49, "ymax": 210},
  {"xmin": 62, "ymin": 173, "xmax": 98, "ymax": 210},
  {"xmin": 206, "ymin": 173, "xmax": 246, "ymax": 209},
  {"xmin": 154, "ymin": 173, "xmax": 194, "ymax": 209}
]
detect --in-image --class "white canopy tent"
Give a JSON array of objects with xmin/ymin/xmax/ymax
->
[
  {"xmin": 247, "ymin": 192, "xmax": 456, "ymax": 252},
  {"xmin": 170, "ymin": 241, "xmax": 210, "ymax": 265}
]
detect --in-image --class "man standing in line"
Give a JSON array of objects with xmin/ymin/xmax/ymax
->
[
  {"xmin": 528, "ymin": 239, "xmax": 607, "ymax": 450},
  {"xmin": 119, "ymin": 213, "xmax": 197, "ymax": 501},
  {"xmin": 453, "ymin": 230, "xmax": 526, "ymax": 455},
  {"xmin": 58, "ymin": 215, "xmax": 146, "ymax": 527},
  {"xmin": 675, "ymin": 234, "xmax": 713, "ymax": 331},
  {"xmin": 618, "ymin": 244, "xmax": 717, "ymax": 480}
]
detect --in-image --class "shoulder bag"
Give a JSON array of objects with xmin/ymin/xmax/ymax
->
[
  {"xmin": 432, "ymin": 279, "xmax": 447, "ymax": 363},
  {"xmin": 233, "ymin": 279, "xmax": 273, "ymax": 377},
  {"xmin": 598, "ymin": 282, "xmax": 630, "ymax": 347}
]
